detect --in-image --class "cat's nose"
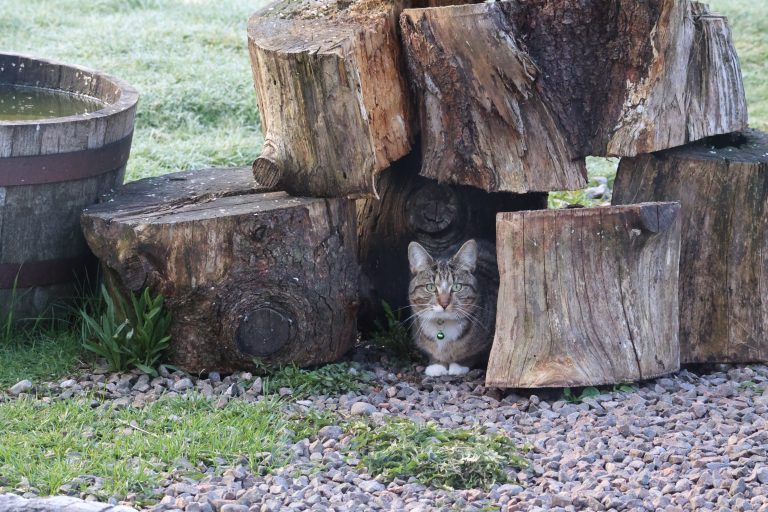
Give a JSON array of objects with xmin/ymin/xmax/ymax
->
[{"xmin": 437, "ymin": 293, "xmax": 451, "ymax": 309}]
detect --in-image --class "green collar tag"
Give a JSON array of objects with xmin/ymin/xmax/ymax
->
[{"xmin": 436, "ymin": 330, "xmax": 445, "ymax": 340}]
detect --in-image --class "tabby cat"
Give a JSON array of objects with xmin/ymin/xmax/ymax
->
[{"xmin": 407, "ymin": 239, "xmax": 498, "ymax": 376}]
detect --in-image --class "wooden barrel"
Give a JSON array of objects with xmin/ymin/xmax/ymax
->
[{"xmin": 0, "ymin": 52, "xmax": 138, "ymax": 320}]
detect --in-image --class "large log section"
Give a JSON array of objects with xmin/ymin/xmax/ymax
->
[
  {"xmin": 613, "ymin": 130, "xmax": 768, "ymax": 364},
  {"xmin": 248, "ymin": 0, "xmax": 413, "ymax": 197},
  {"xmin": 487, "ymin": 203, "xmax": 682, "ymax": 388},
  {"xmin": 247, "ymin": 0, "xmax": 485, "ymax": 198},
  {"xmin": 397, "ymin": 0, "xmax": 746, "ymax": 193},
  {"xmin": 81, "ymin": 167, "xmax": 359, "ymax": 373}
]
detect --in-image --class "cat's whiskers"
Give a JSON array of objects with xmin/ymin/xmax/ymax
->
[{"xmin": 452, "ymin": 304, "xmax": 488, "ymax": 330}]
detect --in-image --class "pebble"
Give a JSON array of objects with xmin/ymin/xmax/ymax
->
[
  {"xmin": 8, "ymin": 379, "xmax": 32, "ymax": 395},
  {"xmin": 350, "ymin": 401, "xmax": 376, "ymax": 416},
  {"xmin": 1, "ymin": 356, "xmax": 767, "ymax": 512}
]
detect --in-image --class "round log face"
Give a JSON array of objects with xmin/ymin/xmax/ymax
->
[
  {"xmin": 613, "ymin": 130, "xmax": 768, "ymax": 364},
  {"xmin": 487, "ymin": 203, "xmax": 682, "ymax": 388}
]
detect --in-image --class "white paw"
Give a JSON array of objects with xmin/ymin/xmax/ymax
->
[
  {"xmin": 448, "ymin": 363, "xmax": 470, "ymax": 376},
  {"xmin": 425, "ymin": 364, "xmax": 449, "ymax": 377}
]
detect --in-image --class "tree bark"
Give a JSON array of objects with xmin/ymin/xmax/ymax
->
[
  {"xmin": 487, "ymin": 202, "xmax": 681, "ymax": 388},
  {"xmin": 247, "ymin": 0, "xmax": 416, "ymax": 198},
  {"xmin": 81, "ymin": 167, "xmax": 359, "ymax": 373},
  {"xmin": 612, "ymin": 130, "xmax": 768, "ymax": 364},
  {"xmin": 399, "ymin": 0, "xmax": 747, "ymax": 193},
  {"xmin": 356, "ymin": 152, "xmax": 546, "ymax": 332}
]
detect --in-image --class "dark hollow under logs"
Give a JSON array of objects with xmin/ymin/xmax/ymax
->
[{"xmin": 356, "ymin": 153, "xmax": 546, "ymax": 331}]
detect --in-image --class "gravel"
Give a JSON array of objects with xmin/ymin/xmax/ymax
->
[{"xmin": 2, "ymin": 356, "xmax": 768, "ymax": 511}]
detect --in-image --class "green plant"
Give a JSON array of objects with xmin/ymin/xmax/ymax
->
[
  {"xmin": 613, "ymin": 383, "xmax": 635, "ymax": 393},
  {"xmin": 255, "ymin": 361, "xmax": 369, "ymax": 398},
  {"xmin": 562, "ymin": 386, "xmax": 600, "ymax": 403},
  {"xmin": 349, "ymin": 419, "xmax": 528, "ymax": 491},
  {"xmin": 370, "ymin": 301, "xmax": 415, "ymax": 361},
  {"xmin": 80, "ymin": 285, "xmax": 171, "ymax": 375}
]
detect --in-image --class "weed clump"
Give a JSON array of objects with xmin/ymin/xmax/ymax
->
[
  {"xmin": 253, "ymin": 360, "xmax": 370, "ymax": 398},
  {"xmin": 80, "ymin": 285, "xmax": 172, "ymax": 375},
  {"xmin": 349, "ymin": 418, "xmax": 528, "ymax": 490},
  {"xmin": 369, "ymin": 301, "xmax": 417, "ymax": 362}
]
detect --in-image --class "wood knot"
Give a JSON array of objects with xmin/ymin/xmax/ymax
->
[{"xmin": 236, "ymin": 306, "xmax": 293, "ymax": 357}]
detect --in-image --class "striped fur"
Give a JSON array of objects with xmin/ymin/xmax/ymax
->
[{"xmin": 407, "ymin": 239, "xmax": 498, "ymax": 374}]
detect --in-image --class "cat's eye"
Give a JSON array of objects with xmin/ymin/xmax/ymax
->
[
  {"xmin": 425, "ymin": 283, "xmax": 436, "ymax": 292},
  {"xmin": 452, "ymin": 283, "xmax": 463, "ymax": 292}
]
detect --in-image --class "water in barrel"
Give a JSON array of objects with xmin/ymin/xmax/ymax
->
[{"xmin": 0, "ymin": 84, "xmax": 105, "ymax": 121}]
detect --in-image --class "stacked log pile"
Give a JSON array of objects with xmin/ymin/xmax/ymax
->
[{"xmin": 82, "ymin": 0, "xmax": 755, "ymax": 381}]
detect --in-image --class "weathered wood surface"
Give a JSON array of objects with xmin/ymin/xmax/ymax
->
[
  {"xmin": 81, "ymin": 167, "xmax": 359, "ymax": 373},
  {"xmin": 248, "ymin": 0, "xmax": 414, "ymax": 198},
  {"xmin": 0, "ymin": 52, "xmax": 137, "ymax": 320},
  {"xmin": 356, "ymin": 154, "xmax": 546, "ymax": 331},
  {"xmin": 613, "ymin": 130, "xmax": 768, "ymax": 364},
  {"xmin": 399, "ymin": 0, "xmax": 746, "ymax": 193},
  {"xmin": 487, "ymin": 203, "xmax": 681, "ymax": 388}
]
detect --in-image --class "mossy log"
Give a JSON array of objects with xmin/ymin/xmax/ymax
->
[
  {"xmin": 81, "ymin": 167, "xmax": 359, "ymax": 373},
  {"xmin": 399, "ymin": 0, "xmax": 746, "ymax": 193},
  {"xmin": 487, "ymin": 202, "xmax": 682, "ymax": 388},
  {"xmin": 613, "ymin": 130, "xmax": 768, "ymax": 364}
]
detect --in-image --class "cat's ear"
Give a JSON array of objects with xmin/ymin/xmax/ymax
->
[
  {"xmin": 452, "ymin": 239, "xmax": 477, "ymax": 272},
  {"xmin": 408, "ymin": 242, "xmax": 433, "ymax": 273}
]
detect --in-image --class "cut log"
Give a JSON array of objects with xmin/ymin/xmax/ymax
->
[
  {"xmin": 247, "ymin": 0, "xmax": 415, "ymax": 198},
  {"xmin": 487, "ymin": 202, "xmax": 682, "ymax": 388},
  {"xmin": 81, "ymin": 167, "xmax": 359, "ymax": 373},
  {"xmin": 399, "ymin": 0, "xmax": 747, "ymax": 193},
  {"xmin": 356, "ymin": 153, "xmax": 546, "ymax": 331},
  {"xmin": 612, "ymin": 130, "xmax": 768, "ymax": 364}
]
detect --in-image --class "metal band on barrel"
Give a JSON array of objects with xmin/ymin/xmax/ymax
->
[
  {"xmin": 0, "ymin": 131, "xmax": 133, "ymax": 187},
  {"xmin": 0, "ymin": 256, "xmax": 95, "ymax": 289}
]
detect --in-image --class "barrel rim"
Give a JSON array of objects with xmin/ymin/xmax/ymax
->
[{"xmin": 0, "ymin": 51, "xmax": 139, "ymax": 126}]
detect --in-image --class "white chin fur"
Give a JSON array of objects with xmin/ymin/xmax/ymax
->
[{"xmin": 425, "ymin": 364, "xmax": 449, "ymax": 377}]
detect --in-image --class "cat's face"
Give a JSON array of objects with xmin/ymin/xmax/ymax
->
[{"xmin": 408, "ymin": 240, "xmax": 479, "ymax": 322}]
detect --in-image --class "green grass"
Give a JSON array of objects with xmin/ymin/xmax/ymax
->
[
  {"xmin": 0, "ymin": 394, "xmax": 313, "ymax": 505},
  {"xmin": 349, "ymin": 419, "xmax": 528, "ymax": 491},
  {"xmin": 0, "ymin": 0, "xmax": 267, "ymax": 181},
  {"xmin": 0, "ymin": 330, "xmax": 84, "ymax": 389}
]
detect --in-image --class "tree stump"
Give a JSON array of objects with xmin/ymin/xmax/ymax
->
[
  {"xmin": 356, "ymin": 153, "xmax": 546, "ymax": 331},
  {"xmin": 247, "ymin": 0, "xmax": 416, "ymax": 198},
  {"xmin": 613, "ymin": 130, "xmax": 768, "ymax": 364},
  {"xmin": 399, "ymin": 0, "xmax": 746, "ymax": 193},
  {"xmin": 487, "ymin": 202, "xmax": 682, "ymax": 388},
  {"xmin": 81, "ymin": 167, "xmax": 359, "ymax": 373}
]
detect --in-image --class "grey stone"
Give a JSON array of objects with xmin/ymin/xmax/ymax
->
[
  {"xmin": 317, "ymin": 425, "xmax": 343, "ymax": 441},
  {"xmin": 173, "ymin": 378, "xmax": 194, "ymax": 392},
  {"xmin": 358, "ymin": 480, "xmax": 385, "ymax": 493},
  {"xmin": 9, "ymin": 379, "xmax": 33, "ymax": 395},
  {"xmin": 350, "ymin": 402, "xmax": 376, "ymax": 416}
]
